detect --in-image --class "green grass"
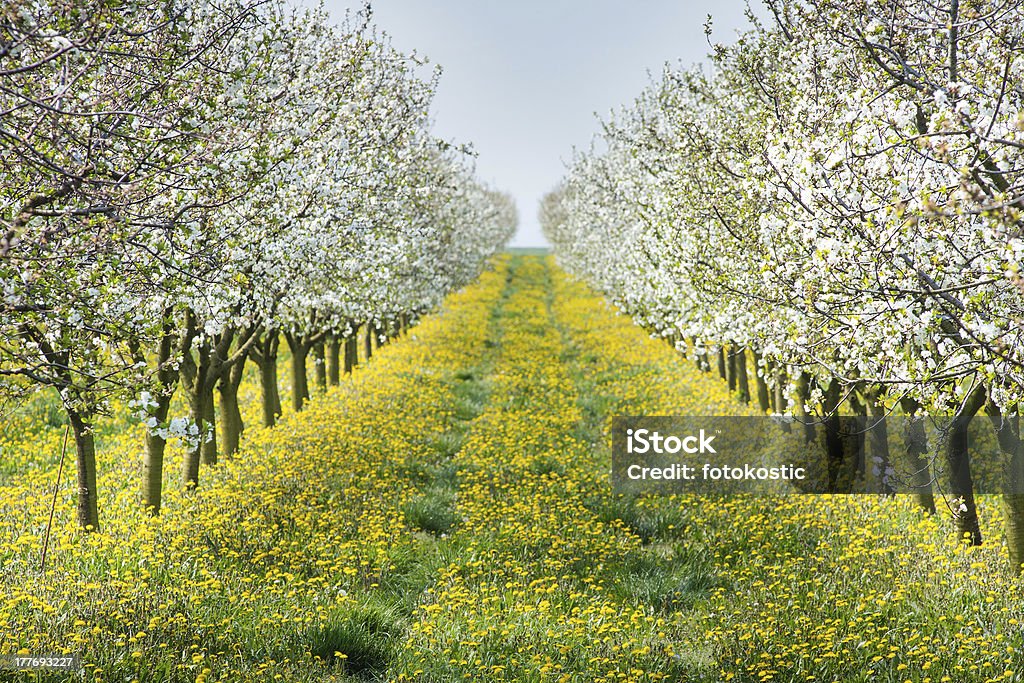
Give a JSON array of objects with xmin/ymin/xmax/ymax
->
[
  {"xmin": 4, "ymin": 255, "xmax": 1023, "ymax": 683},
  {"xmin": 305, "ymin": 603, "xmax": 402, "ymax": 677},
  {"xmin": 401, "ymin": 488, "xmax": 461, "ymax": 536}
]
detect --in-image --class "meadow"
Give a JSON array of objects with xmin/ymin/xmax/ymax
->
[{"xmin": 1, "ymin": 254, "xmax": 1022, "ymax": 682}]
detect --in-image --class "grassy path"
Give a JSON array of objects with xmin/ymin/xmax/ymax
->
[
  {"xmin": 2, "ymin": 255, "xmax": 1023, "ymax": 682},
  {"xmin": 393, "ymin": 255, "xmax": 1024, "ymax": 682},
  {"xmin": 395, "ymin": 256, "xmax": 691, "ymax": 681}
]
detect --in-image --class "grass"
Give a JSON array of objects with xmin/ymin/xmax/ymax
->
[
  {"xmin": 306, "ymin": 602, "xmax": 402, "ymax": 676},
  {"xmin": 610, "ymin": 546, "xmax": 723, "ymax": 613},
  {"xmin": 401, "ymin": 488, "xmax": 461, "ymax": 536},
  {"xmin": 1, "ymin": 255, "xmax": 1023, "ymax": 682}
]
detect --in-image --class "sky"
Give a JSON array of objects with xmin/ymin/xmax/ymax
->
[{"xmin": 319, "ymin": 1, "xmax": 768, "ymax": 247}]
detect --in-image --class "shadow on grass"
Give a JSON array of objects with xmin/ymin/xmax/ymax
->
[
  {"xmin": 402, "ymin": 487, "xmax": 461, "ymax": 536},
  {"xmin": 305, "ymin": 602, "xmax": 403, "ymax": 677}
]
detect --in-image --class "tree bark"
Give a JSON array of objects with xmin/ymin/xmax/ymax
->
[
  {"xmin": 144, "ymin": 404, "xmax": 169, "ymax": 514},
  {"xmin": 773, "ymin": 363, "xmax": 791, "ymax": 432},
  {"xmin": 283, "ymin": 322, "xmax": 328, "ymax": 412},
  {"xmin": 328, "ymin": 335, "xmax": 341, "ymax": 386},
  {"xmin": 68, "ymin": 410, "xmax": 99, "ymax": 531},
  {"xmin": 313, "ymin": 340, "xmax": 327, "ymax": 392},
  {"xmin": 252, "ymin": 332, "xmax": 282, "ymax": 427},
  {"xmin": 795, "ymin": 371, "xmax": 815, "ymax": 443},
  {"xmin": 691, "ymin": 340, "xmax": 703, "ymax": 370},
  {"xmin": 717, "ymin": 347, "xmax": 727, "ymax": 381},
  {"xmin": 947, "ymin": 385, "xmax": 988, "ymax": 545},
  {"xmin": 200, "ymin": 381, "xmax": 217, "ymax": 466},
  {"xmin": 847, "ymin": 388, "xmax": 868, "ymax": 483},
  {"xmin": 217, "ymin": 357, "xmax": 246, "ymax": 458},
  {"xmin": 181, "ymin": 323, "xmax": 253, "ymax": 483},
  {"xmin": 726, "ymin": 346, "xmax": 737, "ymax": 392},
  {"xmin": 986, "ymin": 402, "xmax": 1024, "ymax": 573},
  {"xmin": 182, "ymin": 386, "xmax": 203, "ymax": 488},
  {"xmin": 180, "ymin": 335, "xmax": 211, "ymax": 488},
  {"xmin": 900, "ymin": 398, "xmax": 936, "ymax": 515},
  {"xmin": 218, "ymin": 381, "xmax": 241, "ymax": 458},
  {"xmin": 143, "ymin": 316, "xmax": 183, "ymax": 515},
  {"xmin": 752, "ymin": 351, "xmax": 771, "ymax": 413},
  {"xmin": 373, "ymin": 322, "xmax": 384, "ymax": 349},
  {"xmin": 364, "ymin": 323, "xmax": 373, "ymax": 361},
  {"xmin": 735, "ymin": 348, "xmax": 750, "ymax": 404},
  {"xmin": 773, "ymin": 364, "xmax": 785, "ymax": 413},
  {"xmin": 697, "ymin": 349, "xmax": 710, "ymax": 373},
  {"xmin": 345, "ymin": 333, "xmax": 358, "ymax": 373},
  {"xmin": 819, "ymin": 380, "xmax": 845, "ymax": 492},
  {"xmin": 865, "ymin": 388, "xmax": 894, "ymax": 495},
  {"xmin": 288, "ymin": 337, "xmax": 310, "ymax": 412}
]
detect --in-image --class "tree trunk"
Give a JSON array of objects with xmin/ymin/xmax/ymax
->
[
  {"xmin": 822, "ymin": 385, "xmax": 865, "ymax": 493},
  {"xmin": 314, "ymin": 340, "xmax": 327, "ymax": 392},
  {"xmin": 947, "ymin": 385, "xmax": 988, "ymax": 546},
  {"xmin": 752, "ymin": 351, "xmax": 771, "ymax": 413},
  {"xmin": 217, "ymin": 357, "xmax": 245, "ymax": 458},
  {"xmin": 180, "ymin": 338, "xmax": 212, "ymax": 488},
  {"xmin": 1003, "ymin": 478, "xmax": 1024, "ymax": 575},
  {"xmin": 289, "ymin": 338, "xmax": 310, "ymax": 412},
  {"xmin": 697, "ymin": 349, "xmax": 709, "ymax": 373},
  {"xmin": 795, "ymin": 371, "xmax": 815, "ymax": 443},
  {"xmin": 906, "ymin": 420, "xmax": 936, "ymax": 514},
  {"xmin": 717, "ymin": 347, "xmax": 727, "ymax": 381},
  {"xmin": 68, "ymin": 410, "xmax": 99, "ymax": 531},
  {"xmin": 201, "ymin": 382, "xmax": 217, "ymax": 466},
  {"xmin": 364, "ymin": 323, "xmax": 373, "ymax": 361},
  {"xmin": 726, "ymin": 346, "xmax": 737, "ymax": 392},
  {"xmin": 328, "ymin": 336, "xmax": 341, "ymax": 386},
  {"xmin": 899, "ymin": 398, "xmax": 936, "ymax": 515},
  {"xmin": 735, "ymin": 348, "xmax": 750, "ymax": 404},
  {"xmin": 865, "ymin": 389, "xmax": 894, "ymax": 495},
  {"xmin": 143, "ymin": 392, "xmax": 172, "ymax": 514},
  {"xmin": 254, "ymin": 332, "xmax": 282, "ymax": 427},
  {"xmin": 773, "ymin": 365, "xmax": 785, "ymax": 413},
  {"xmin": 218, "ymin": 382, "xmax": 241, "ymax": 458},
  {"xmin": 847, "ymin": 388, "xmax": 867, "ymax": 484},
  {"xmin": 345, "ymin": 333, "xmax": 358, "ymax": 373},
  {"xmin": 143, "ymin": 322, "xmax": 179, "ymax": 515},
  {"xmin": 183, "ymin": 388, "xmax": 203, "ymax": 488},
  {"xmin": 986, "ymin": 403, "xmax": 1024, "ymax": 574},
  {"xmin": 271, "ymin": 341, "xmax": 281, "ymax": 417},
  {"xmin": 773, "ymin": 363, "xmax": 791, "ymax": 432},
  {"xmin": 819, "ymin": 380, "xmax": 845, "ymax": 492},
  {"xmin": 181, "ymin": 320, "xmax": 252, "ymax": 479},
  {"xmin": 259, "ymin": 350, "xmax": 279, "ymax": 426}
]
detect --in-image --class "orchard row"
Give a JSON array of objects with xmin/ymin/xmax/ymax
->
[
  {"xmin": 541, "ymin": 1, "xmax": 1024, "ymax": 569},
  {"xmin": 0, "ymin": 2, "xmax": 515, "ymax": 529}
]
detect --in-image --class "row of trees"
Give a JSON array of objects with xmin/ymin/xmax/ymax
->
[
  {"xmin": 541, "ymin": 0, "xmax": 1024, "ymax": 570},
  {"xmin": 1, "ymin": 1, "xmax": 515, "ymax": 529}
]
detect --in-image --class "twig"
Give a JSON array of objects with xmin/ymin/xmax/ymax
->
[{"xmin": 40, "ymin": 424, "xmax": 70, "ymax": 573}]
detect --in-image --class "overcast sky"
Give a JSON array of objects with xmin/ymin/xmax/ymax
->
[{"xmin": 318, "ymin": 1, "xmax": 767, "ymax": 247}]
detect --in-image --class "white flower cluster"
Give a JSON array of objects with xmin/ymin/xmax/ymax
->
[
  {"xmin": 541, "ymin": 0, "xmax": 1024, "ymax": 414},
  {"xmin": 1, "ymin": 0, "xmax": 516, "ymax": 418}
]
